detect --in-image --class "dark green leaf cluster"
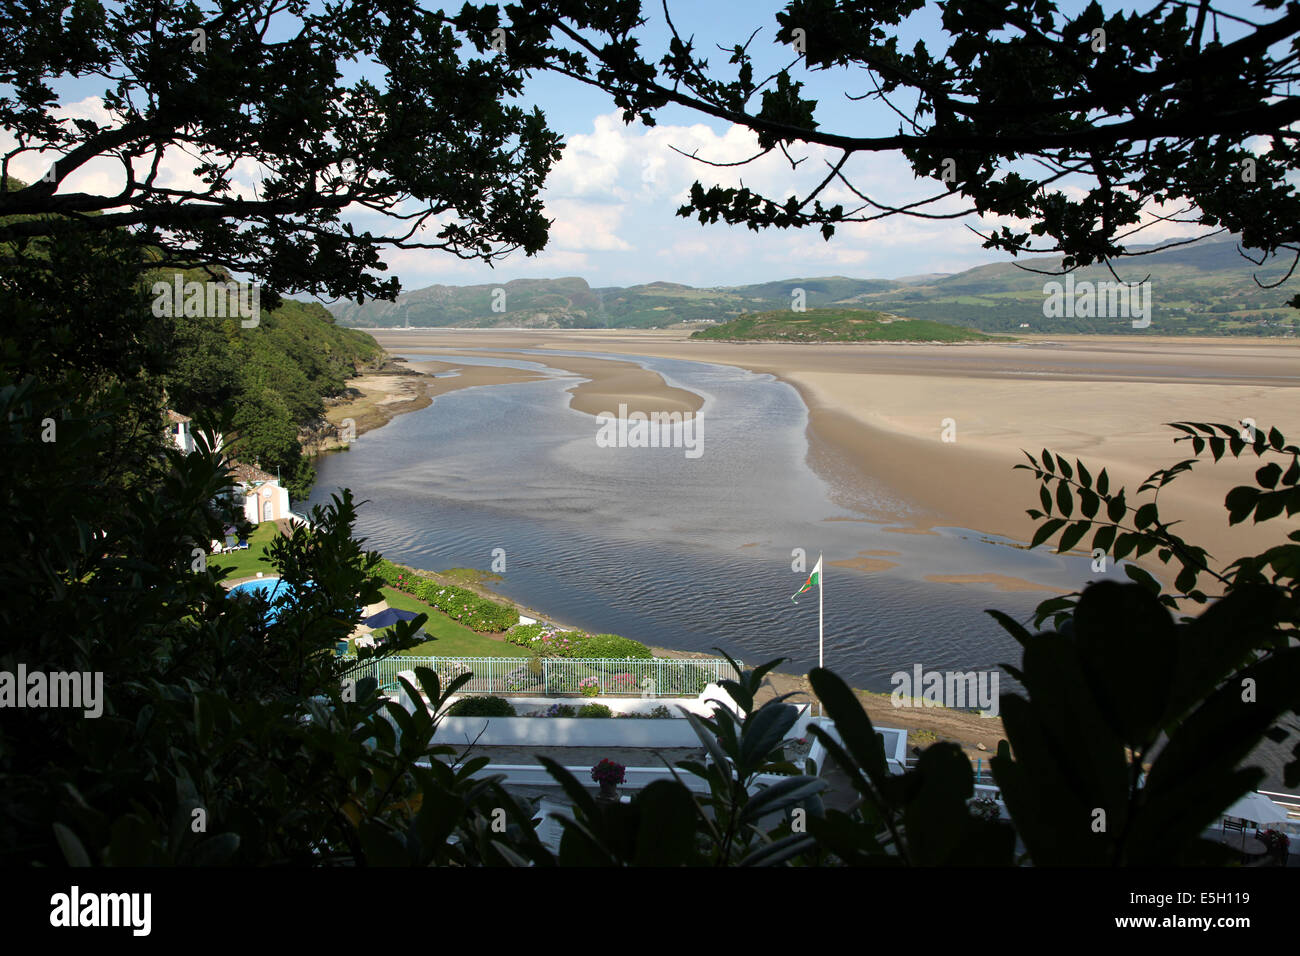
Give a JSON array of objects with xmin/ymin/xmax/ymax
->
[
  {"xmin": 1, "ymin": 0, "xmax": 563, "ymax": 302},
  {"xmin": 1017, "ymin": 420, "xmax": 1300, "ymax": 627},
  {"xmin": 447, "ymin": 696, "xmax": 518, "ymax": 717},
  {"xmin": 500, "ymin": 1, "xmax": 1300, "ymax": 305},
  {"xmin": 987, "ymin": 578, "xmax": 1300, "ymax": 864}
]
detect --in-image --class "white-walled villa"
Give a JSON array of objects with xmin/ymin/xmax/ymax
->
[
  {"xmin": 165, "ymin": 409, "xmax": 290, "ymax": 527},
  {"xmin": 229, "ymin": 460, "xmax": 291, "ymax": 526}
]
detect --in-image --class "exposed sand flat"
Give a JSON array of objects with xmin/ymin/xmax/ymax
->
[
  {"xmin": 829, "ymin": 554, "xmax": 899, "ymax": 573},
  {"xmin": 925, "ymin": 573, "xmax": 1068, "ymax": 594},
  {"xmin": 316, "ymin": 369, "xmax": 434, "ymax": 452},
  {"xmin": 403, "ymin": 359, "xmax": 549, "ymax": 399},
  {"xmin": 399, "ymin": 346, "xmax": 703, "ymax": 418},
  {"xmin": 369, "ymin": 329, "xmax": 1300, "ymax": 574}
]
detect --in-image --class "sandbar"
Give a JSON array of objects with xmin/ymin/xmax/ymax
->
[{"xmin": 368, "ymin": 329, "xmax": 1300, "ymax": 576}]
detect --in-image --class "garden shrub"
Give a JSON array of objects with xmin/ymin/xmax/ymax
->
[
  {"xmin": 545, "ymin": 703, "xmax": 575, "ymax": 717},
  {"xmin": 374, "ymin": 560, "xmax": 519, "ymax": 632},
  {"xmin": 502, "ymin": 664, "xmax": 542, "ymax": 693},
  {"xmin": 577, "ymin": 633, "xmax": 653, "ymax": 659},
  {"xmin": 534, "ymin": 630, "xmax": 583, "ymax": 657},
  {"xmin": 447, "ymin": 696, "xmax": 517, "ymax": 717},
  {"xmin": 577, "ymin": 703, "xmax": 612, "ymax": 719},
  {"xmin": 507, "ymin": 622, "xmax": 546, "ymax": 648},
  {"xmin": 507, "ymin": 628, "xmax": 653, "ymax": 659}
]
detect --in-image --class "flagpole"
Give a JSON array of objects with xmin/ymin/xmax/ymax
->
[{"xmin": 818, "ymin": 553, "xmax": 824, "ymax": 717}]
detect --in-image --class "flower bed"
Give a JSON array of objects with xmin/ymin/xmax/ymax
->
[
  {"xmin": 505, "ymin": 623, "xmax": 653, "ymax": 659},
  {"xmin": 375, "ymin": 559, "xmax": 518, "ymax": 632}
]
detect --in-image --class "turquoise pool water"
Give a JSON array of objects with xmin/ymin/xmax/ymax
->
[{"xmin": 226, "ymin": 577, "xmax": 312, "ymax": 623}]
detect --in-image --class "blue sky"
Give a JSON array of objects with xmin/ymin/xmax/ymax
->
[
  {"xmin": 5, "ymin": 0, "xmax": 1250, "ymax": 294},
  {"xmin": 356, "ymin": 0, "xmax": 1227, "ymax": 291}
]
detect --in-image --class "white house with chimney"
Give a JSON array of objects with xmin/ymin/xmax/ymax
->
[
  {"xmin": 229, "ymin": 461, "xmax": 291, "ymax": 526},
  {"xmin": 166, "ymin": 410, "xmax": 287, "ymax": 527},
  {"xmin": 165, "ymin": 410, "xmax": 224, "ymax": 454}
]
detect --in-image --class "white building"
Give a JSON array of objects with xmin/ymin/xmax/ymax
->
[
  {"xmin": 229, "ymin": 461, "xmax": 291, "ymax": 526},
  {"xmin": 165, "ymin": 410, "xmax": 224, "ymax": 454}
]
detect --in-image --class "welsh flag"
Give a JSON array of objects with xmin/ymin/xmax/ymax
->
[{"xmin": 791, "ymin": 555, "xmax": 822, "ymax": 603}]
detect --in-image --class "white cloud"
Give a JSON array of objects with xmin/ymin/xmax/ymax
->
[
  {"xmin": 7, "ymin": 98, "xmax": 1220, "ymax": 293},
  {"xmin": 545, "ymin": 199, "xmax": 632, "ymax": 251},
  {"xmin": 1, "ymin": 95, "xmax": 274, "ymax": 204}
]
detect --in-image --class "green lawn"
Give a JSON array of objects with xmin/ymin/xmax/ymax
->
[
  {"xmin": 213, "ymin": 525, "xmax": 525, "ymax": 658},
  {"xmin": 375, "ymin": 587, "xmax": 529, "ymax": 658},
  {"xmin": 211, "ymin": 522, "xmax": 282, "ymax": 580}
]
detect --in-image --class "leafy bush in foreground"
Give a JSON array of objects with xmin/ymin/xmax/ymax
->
[{"xmin": 447, "ymin": 696, "xmax": 517, "ymax": 717}]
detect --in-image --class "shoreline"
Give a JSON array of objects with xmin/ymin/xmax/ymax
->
[
  {"xmin": 315, "ymin": 358, "xmax": 546, "ymax": 454},
  {"xmin": 393, "ymin": 559, "xmax": 1006, "ymax": 762},
  {"xmin": 311, "ymin": 361, "xmax": 435, "ymax": 455},
  {"xmin": 365, "ymin": 329, "xmax": 1300, "ymax": 577},
  {"xmin": 312, "ymin": 328, "xmax": 1299, "ymax": 757}
]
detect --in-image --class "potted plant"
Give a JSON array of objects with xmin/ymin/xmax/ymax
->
[
  {"xmin": 578, "ymin": 676, "xmax": 600, "ymax": 698},
  {"xmin": 1259, "ymin": 829, "xmax": 1291, "ymax": 862},
  {"xmin": 968, "ymin": 794, "xmax": 1002, "ymax": 823},
  {"xmin": 591, "ymin": 758, "xmax": 626, "ymax": 801}
]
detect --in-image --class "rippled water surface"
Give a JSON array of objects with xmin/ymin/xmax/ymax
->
[{"xmin": 308, "ymin": 351, "xmax": 1109, "ymax": 692}]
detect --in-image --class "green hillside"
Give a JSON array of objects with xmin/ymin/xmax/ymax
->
[
  {"xmin": 331, "ymin": 274, "xmax": 902, "ymax": 329},
  {"xmin": 3, "ymin": 176, "xmax": 384, "ymax": 500},
  {"xmin": 690, "ymin": 309, "xmax": 996, "ymax": 343},
  {"xmin": 329, "ymin": 235, "xmax": 1300, "ymax": 335},
  {"xmin": 157, "ymin": 265, "xmax": 385, "ymax": 499},
  {"xmin": 848, "ymin": 239, "xmax": 1299, "ymax": 335}
]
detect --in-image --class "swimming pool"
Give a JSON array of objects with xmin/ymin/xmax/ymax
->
[{"xmin": 226, "ymin": 577, "xmax": 311, "ymax": 623}]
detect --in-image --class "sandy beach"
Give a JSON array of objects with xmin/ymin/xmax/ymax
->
[
  {"xmin": 322, "ymin": 328, "xmax": 1300, "ymax": 759},
  {"xmin": 318, "ymin": 359, "xmax": 547, "ymax": 452},
  {"xmin": 367, "ymin": 328, "xmax": 1300, "ymax": 579},
  {"xmin": 411, "ymin": 349, "xmax": 703, "ymax": 418}
]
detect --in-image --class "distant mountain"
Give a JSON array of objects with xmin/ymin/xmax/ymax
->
[
  {"xmin": 329, "ymin": 236, "xmax": 1299, "ymax": 335},
  {"xmin": 857, "ymin": 236, "xmax": 1297, "ymax": 335},
  {"xmin": 330, "ymin": 274, "xmax": 905, "ymax": 329}
]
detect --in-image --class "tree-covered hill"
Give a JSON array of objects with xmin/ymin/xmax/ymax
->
[
  {"xmin": 329, "ymin": 273, "xmax": 901, "ymax": 329},
  {"xmin": 3, "ymin": 175, "xmax": 384, "ymax": 501},
  {"xmin": 854, "ymin": 237, "xmax": 1299, "ymax": 335},
  {"xmin": 690, "ymin": 309, "xmax": 996, "ymax": 342},
  {"xmin": 330, "ymin": 235, "xmax": 1299, "ymax": 335},
  {"xmin": 156, "ymin": 265, "xmax": 385, "ymax": 500}
]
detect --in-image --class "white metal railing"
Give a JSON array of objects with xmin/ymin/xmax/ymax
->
[
  {"xmin": 337, "ymin": 655, "xmax": 741, "ymax": 697},
  {"xmin": 1258, "ymin": 790, "xmax": 1300, "ymax": 817}
]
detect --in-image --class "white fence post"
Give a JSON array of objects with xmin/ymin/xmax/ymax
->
[{"xmin": 356, "ymin": 654, "xmax": 734, "ymax": 699}]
